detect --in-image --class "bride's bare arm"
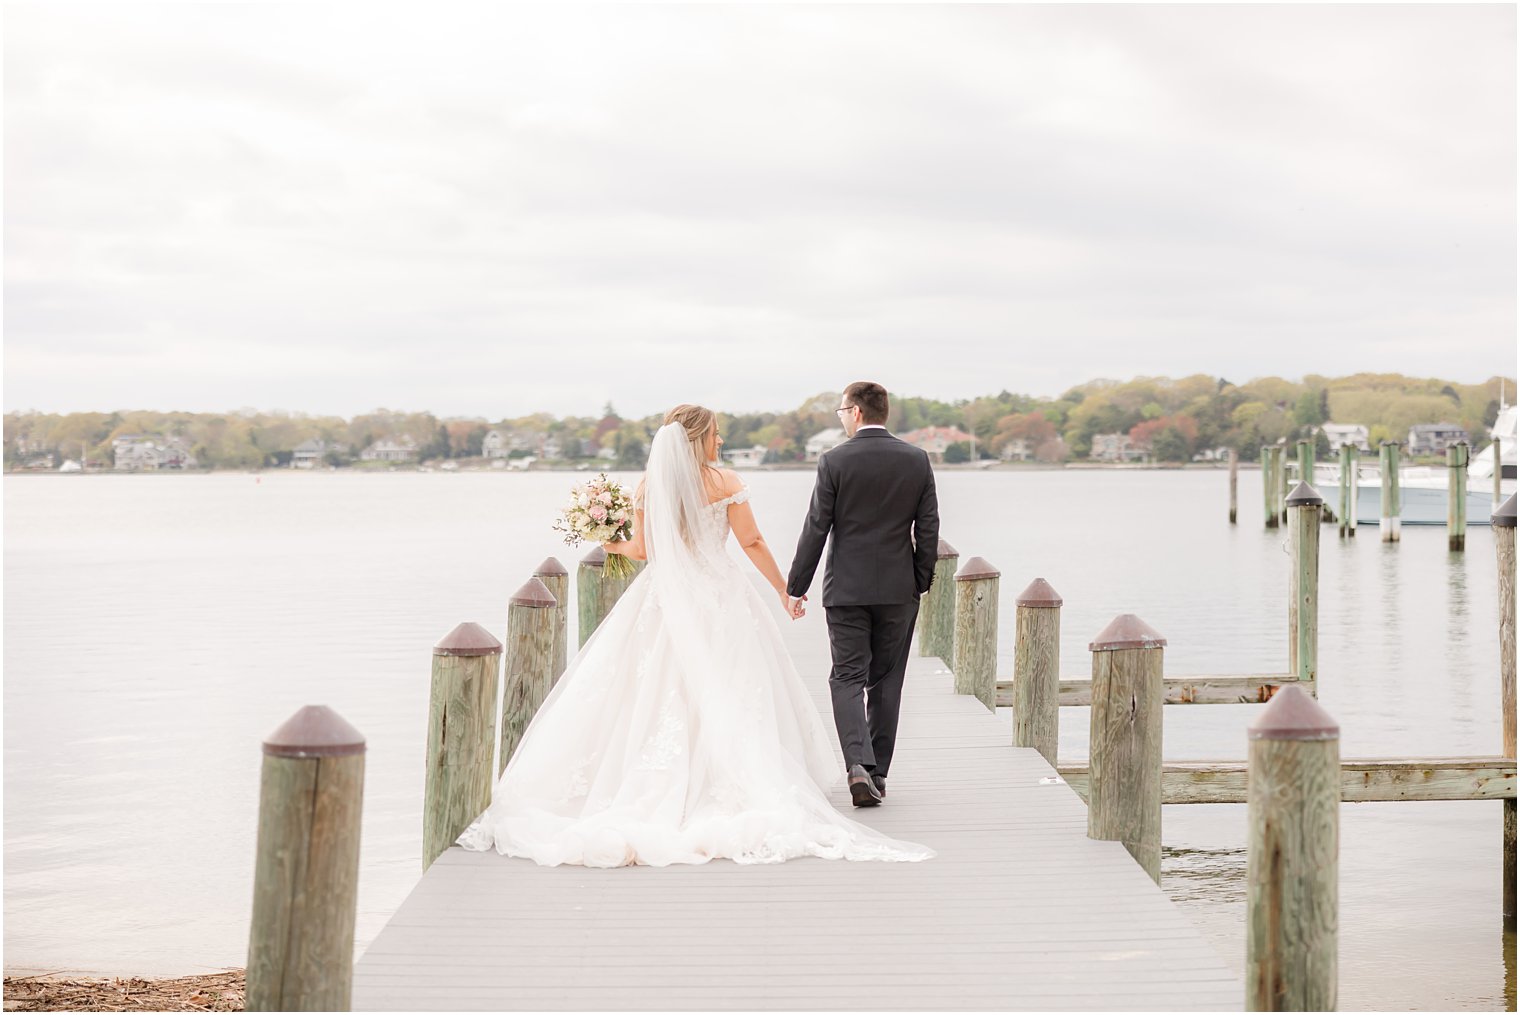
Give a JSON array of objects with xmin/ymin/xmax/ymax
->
[
  {"xmin": 720, "ymin": 472, "xmax": 793, "ymax": 612},
  {"xmin": 602, "ymin": 480, "xmax": 647, "ymax": 560}
]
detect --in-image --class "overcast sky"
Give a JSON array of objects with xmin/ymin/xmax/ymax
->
[{"xmin": 5, "ymin": 3, "xmax": 1515, "ymax": 419}]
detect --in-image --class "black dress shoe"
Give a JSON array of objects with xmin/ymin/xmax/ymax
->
[
  {"xmin": 872, "ymin": 774, "xmax": 886, "ymax": 799},
  {"xmin": 848, "ymin": 764, "xmax": 883, "ymax": 807}
]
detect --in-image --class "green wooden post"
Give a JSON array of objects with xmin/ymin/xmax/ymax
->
[
  {"xmin": 916, "ymin": 539, "xmax": 960, "ymax": 662},
  {"xmin": 501, "ymin": 577, "xmax": 557, "ymax": 774},
  {"xmin": 1229, "ymin": 449, "xmax": 1239, "ymax": 524},
  {"xmin": 576, "ymin": 547, "xmax": 605, "ymax": 649},
  {"xmin": 533, "ymin": 557, "xmax": 569, "ymax": 683},
  {"xmin": 1013, "ymin": 578, "xmax": 1062, "ymax": 765},
  {"xmin": 1494, "ymin": 437, "xmax": 1503, "ymax": 510},
  {"xmin": 1346, "ymin": 444, "xmax": 1359, "ymax": 538},
  {"xmin": 1447, "ymin": 442, "xmax": 1469, "ymax": 552},
  {"xmin": 1296, "ymin": 439, "xmax": 1312, "ymax": 489},
  {"xmin": 1246, "ymin": 686, "xmax": 1339, "ymax": 1012},
  {"xmin": 1494, "ymin": 494, "xmax": 1516, "ymax": 928},
  {"xmin": 1337, "ymin": 444, "xmax": 1352, "ymax": 538},
  {"xmin": 952, "ymin": 556, "xmax": 1000, "ymax": 711},
  {"xmin": 1379, "ymin": 441, "xmax": 1401, "ymax": 542},
  {"xmin": 423, "ymin": 622, "xmax": 501, "ymax": 871},
  {"xmin": 1261, "ymin": 447, "xmax": 1276, "ymax": 529},
  {"xmin": 1279, "ymin": 445, "xmax": 1291, "ymax": 525},
  {"xmin": 1087, "ymin": 614, "xmax": 1165, "ymax": 883},
  {"xmin": 247, "ymin": 707, "xmax": 365, "ymax": 1012},
  {"xmin": 1287, "ymin": 483, "xmax": 1322, "ymax": 687}
]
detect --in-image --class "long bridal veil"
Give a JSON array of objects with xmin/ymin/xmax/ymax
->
[{"xmin": 457, "ymin": 422, "xmax": 933, "ymax": 866}]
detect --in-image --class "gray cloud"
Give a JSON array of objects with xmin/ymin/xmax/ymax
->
[{"xmin": 5, "ymin": 3, "xmax": 1513, "ymax": 419}]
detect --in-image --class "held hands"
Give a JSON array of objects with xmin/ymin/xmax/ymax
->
[{"xmin": 777, "ymin": 589, "xmax": 807, "ymax": 620}]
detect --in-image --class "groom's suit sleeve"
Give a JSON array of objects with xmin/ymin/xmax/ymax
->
[
  {"xmin": 787, "ymin": 454, "xmax": 837, "ymax": 598},
  {"xmin": 913, "ymin": 460, "xmax": 940, "ymax": 596}
]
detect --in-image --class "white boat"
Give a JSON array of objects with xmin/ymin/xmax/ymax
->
[{"xmin": 1307, "ymin": 404, "xmax": 1517, "ymax": 526}]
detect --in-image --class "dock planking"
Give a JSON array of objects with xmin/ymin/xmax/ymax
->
[{"xmin": 353, "ymin": 595, "xmax": 1241, "ymax": 1011}]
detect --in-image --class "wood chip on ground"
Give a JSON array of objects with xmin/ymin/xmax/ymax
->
[{"xmin": 3, "ymin": 970, "xmax": 244, "ymax": 1012}]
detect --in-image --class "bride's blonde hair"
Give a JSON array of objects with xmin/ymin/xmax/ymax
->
[{"xmin": 663, "ymin": 404, "xmax": 723, "ymax": 482}]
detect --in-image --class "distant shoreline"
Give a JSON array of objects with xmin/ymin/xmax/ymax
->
[{"xmin": 4, "ymin": 460, "xmax": 1255, "ymax": 477}]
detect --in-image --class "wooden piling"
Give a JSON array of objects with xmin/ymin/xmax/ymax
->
[
  {"xmin": 1337, "ymin": 444, "xmax": 1353, "ymax": 538},
  {"xmin": 1494, "ymin": 437, "xmax": 1503, "ymax": 510},
  {"xmin": 1380, "ymin": 441, "xmax": 1401, "ymax": 542},
  {"xmin": 1229, "ymin": 449, "xmax": 1239, "ymax": 524},
  {"xmin": 247, "ymin": 706, "xmax": 365, "ymax": 1012},
  {"xmin": 423, "ymin": 622, "xmax": 501, "ymax": 871},
  {"xmin": 1262, "ymin": 447, "xmax": 1276, "ymax": 529},
  {"xmin": 952, "ymin": 557, "xmax": 1000, "ymax": 711},
  {"xmin": 1495, "ymin": 493, "xmax": 1516, "ymax": 928},
  {"xmin": 577, "ymin": 547, "xmax": 605, "ymax": 649},
  {"xmin": 916, "ymin": 539, "xmax": 960, "ymax": 662},
  {"xmin": 1287, "ymin": 482, "xmax": 1322, "ymax": 686},
  {"xmin": 1246, "ymin": 685, "xmax": 1339, "ymax": 1012},
  {"xmin": 500, "ymin": 578, "xmax": 557, "ymax": 774},
  {"xmin": 1279, "ymin": 445, "xmax": 1291, "ymax": 525},
  {"xmin": 1346, "ymin": 444, "xmax": 1358, "ymax": 538},
  {"xmin": 1087, "ymin": 614, "xmax": 1165, "ymax": 883},
  {"xmin": 1296, "ymin": 439, "xmax": 1312, "ymax": 489},
  {"xmin": 533, "ymin": 557, "xmax": 569, "ymax": 683},
  {"xmin": 1013, "ymin": 579, "xmax": 1062, "ymax": 765},
  {"xmin": 1447, "ymin": 442, "xmax": 1469, "ymax": 552}
]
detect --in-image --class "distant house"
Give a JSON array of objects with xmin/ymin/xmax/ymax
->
[
  {"xmin": 1090, "ymin": 433, "xmax": 1146, "ymax": 463},
  {"xmin": 901, "ymin": 426, "xmax": 974, "ymax": 462},
  {"xmin": 1320, "ymin": 423, "xmax": 1371, "ymax": 452},
  {"xmin": 292, "ymin": 439, "xmax": 326, "ymax": 469},
  {"xmin": 1407, "ymin": 423, "xmax": 1469, "ymax": 457},
  {"xmin": 722, "ymin": 446, "xmax": 767, "ymax": 469},
  {"xmin": 113, "ymin": 435, "xmax": 197, "ymax": 471},
  {"xmin": 1191, "ymin": 446, "xmax": 1233, "ymax": 462},
  {"xmin": 482, "ymin": 430, "xmax": 508, "ymax": 459},
  {"xmin": 806, "ymin": 428, "xmax": 847, "ymax": 461},
  {"xmin": 360, "ymin": 436, "xmax": 418, "ymax": 462},
  {"xmin": 999, "ymin": 438, "xmax": 1032, "ymax": 463},
  {"xmin": 24, "ymin": 453, "xmax": 56, "ymax": 471}
]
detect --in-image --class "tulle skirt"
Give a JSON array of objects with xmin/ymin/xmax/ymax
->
[{"xmin": 457, "ymin": 559, "xmax": 933, "ymax": 867}]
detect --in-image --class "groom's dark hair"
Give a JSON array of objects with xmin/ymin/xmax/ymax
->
[{"xmin": 844, "ymin": 381, "xmax": 890, "ymax": 425}]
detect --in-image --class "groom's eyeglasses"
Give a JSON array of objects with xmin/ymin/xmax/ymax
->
[{"xmin": 835, "ymin": 406, "xmax": 858, "ymax": 417}]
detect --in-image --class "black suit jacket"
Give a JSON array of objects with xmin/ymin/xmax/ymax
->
[{"xmin": 787, "ymin": 429, "xmax": 940, "ymax": 607}]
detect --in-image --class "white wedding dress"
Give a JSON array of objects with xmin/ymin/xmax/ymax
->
[{"xmin": 458, "ymin": 423, "xmax": 933, "ymax": 867}]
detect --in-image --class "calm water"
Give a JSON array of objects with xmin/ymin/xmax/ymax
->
[{"xmin": 3, "ymin": 468, "xmax": 1513, "ymax": 1009}]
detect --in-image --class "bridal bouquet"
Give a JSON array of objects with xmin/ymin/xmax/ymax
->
[{"xmin": 554, "ymin": 474, "xmax": 638, "ymax": 579}]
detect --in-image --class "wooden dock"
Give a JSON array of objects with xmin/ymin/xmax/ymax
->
[{"xmin": 353, "ymin": 604, "xmax": 1241, "ymax": 1011}]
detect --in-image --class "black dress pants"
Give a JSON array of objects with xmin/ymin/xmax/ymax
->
[{"xmin": 823, "ymin": 601, "xmax": 919, "ymax": 777}]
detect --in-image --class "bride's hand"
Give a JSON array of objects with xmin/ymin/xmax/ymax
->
[{"xmin": 777, "ymin": 589, "xmax": 801, "ymax": 619}]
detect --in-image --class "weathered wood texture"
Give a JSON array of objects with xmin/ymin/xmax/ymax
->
[
  {"xmin": 1278, "ymin": 447, "xmax": 1290, "ymax": 525},
  {"xmin": 995, "ymin": 673, "xmax": 1303, "ymax": 708},
  {"xmin": 353, "ymin": 589, "xmax": 1242, "ymax": 1012},
  {"xmin": 1057, "ymin": 756, "xmax": 1516, "ymax": 804},
  {"xmin": 1229, "ymin": 449, "xmax": 1238, "ymax": 524},
  {"xmin": 1086, "ymin": 633, "xmax": 1163, "ymax": 883},
  {"xmin": 1447, "ymin": 442, "xmax": 1469, "ymax": 551},
  {"xmin": 423, "ymin": 646, "xmax": 500, "ymax": 870},
  {"xmin": 1497, "ymin": 513, "xmax": 1516, "ymax": 925},
  {"xmin": 1287, "ymin": 494, "xmax": 1320, "ymax": 685},
  {"xmin": 1246, "ymin": 690, "xmax": 1339, "ymax": 1012},
  {"xmin": 1261, "ymin": 447, "xmax": 1277, "ymax": 529},
  {"xmin": 576, "ymin": 552, "xmax": 604, "ymax": 649},
  {"xmin": 248, "ymin": 708, "xmax": 365, "ymax": 1012},
  {"xmin": 533, "ymin": 561, "xmax": 569, "ymax": 684},
  {"xmin": 916, "ymin": 541, "xmax": 959, "ymax": 661},
  {"xmin": 952, "ymin": 563, "xmax": 999, "ymax": 711},
  {"xmin": 1338, "ymin": 444, "xmax": 1355, "ymax": 538},
  {"xmin": 500, "ymin": 597, "xmax": 555, "ymax": 775},
  {"xmin": 1012, "ymin": 593, "xmax": 1060, "ymax": 765},
  {"xmin": 1380, "ymin": 442, "xmax": 1401, "ymax": 542}
]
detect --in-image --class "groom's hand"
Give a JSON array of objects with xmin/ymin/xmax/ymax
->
[{"xmin": 790, "ymin": 594, "xmax": 808, "ymax": 620}]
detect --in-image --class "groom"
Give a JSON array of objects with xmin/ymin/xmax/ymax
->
[{"xmin": 787, "ymin": 381, "xmax": 940, "ymax": 807}]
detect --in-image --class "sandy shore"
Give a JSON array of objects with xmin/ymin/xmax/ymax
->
[{"xmin": 3, "ymin": 971, "xmax": 243, "ymax": 1012}]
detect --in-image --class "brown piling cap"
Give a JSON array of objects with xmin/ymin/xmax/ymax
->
[
  {"xmin": 1286, "ymin": 481, "xmax": 1324, "ymax": 507},
  {"xmin": 937, "ymin": 538, "xmax": 959, "ymax": 559},
  {"xmin": 1015, "ymin": 578, "xmax": 1063, "ymax": 607},
  {"xmin": 533, "ymin": 556, "xmax": 568, "ymax": 577},
  {"xmin": 1248, "ymin": 684, "xmax": 1339, "ymax": 741},
  {"xmin": 263, "ymin": 705, "xmax": 366, "ymax": 758},
  {"xmin": 955, "ymin": 556, "xmax": 999, "ymax": 580},
  {"xmin": 580, "ymin": 546, "xmax": 606, "ymax": 567},
  {"xmin": 433, "ymin": 621, "xmax": 503, "ymax": 657},
  {"xmin": 1494, "ymin": 493, "xmax": 1516, "ymax": 529},
  {"xmin": 510, "ymin": 576, "xmax": 558, "ymax": 608},
  {"xmin": 1089, "ymin": 614, "xmax": 1166, "ymax": 651}
]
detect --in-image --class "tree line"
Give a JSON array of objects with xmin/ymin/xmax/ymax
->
[{"xmin": 4, "ymin": 372, "xmax": 1510, "ymax": 470}]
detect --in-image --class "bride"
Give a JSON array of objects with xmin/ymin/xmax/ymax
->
[{"xmin": 458, "ymin": 404, "xmax": 933, "ymax": 867}]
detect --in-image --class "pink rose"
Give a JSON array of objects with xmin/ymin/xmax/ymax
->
[
  {"xmin": 598, "ymin": 491, "xmax": 613, "ymax": 506},
  {"xmin": 590, "ymin": 505, "xmax": 608, "ymax": 522}
]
